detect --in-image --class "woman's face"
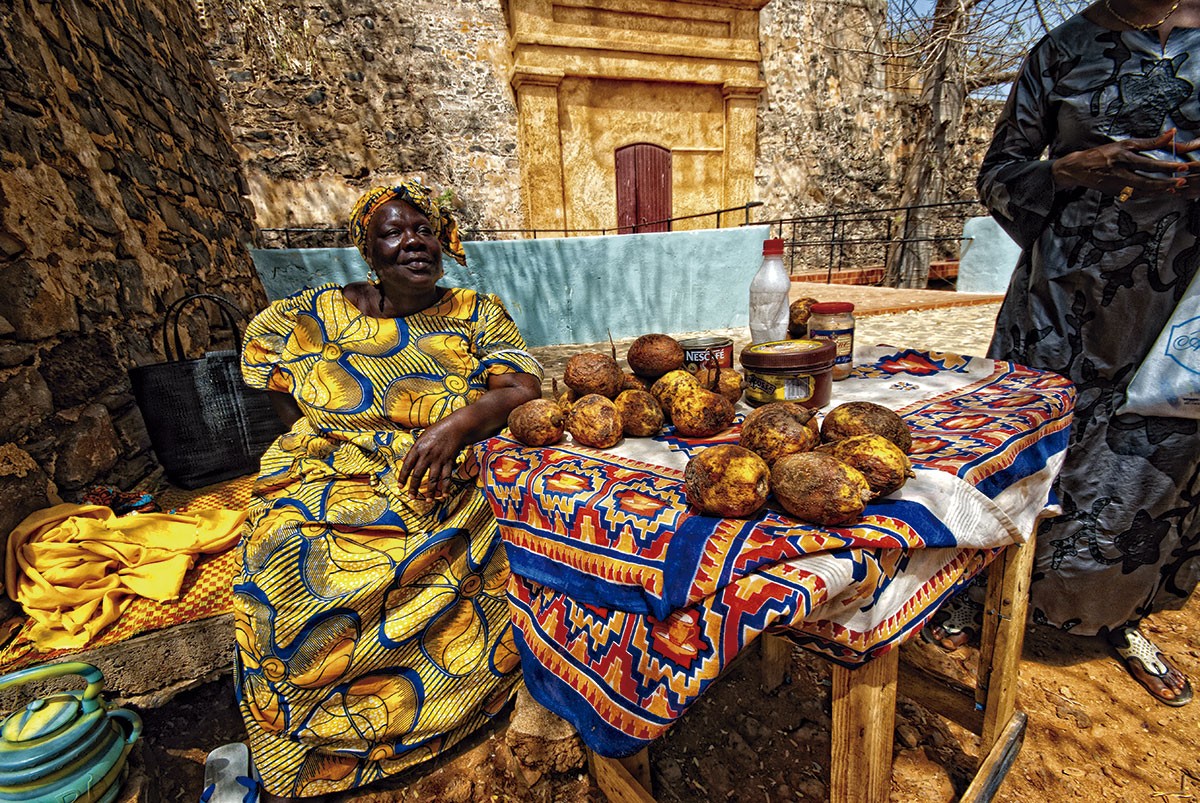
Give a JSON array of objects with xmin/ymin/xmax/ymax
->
[{"xmin": 366, "ymin": 199, "xmax": 444, "ymax": 292}]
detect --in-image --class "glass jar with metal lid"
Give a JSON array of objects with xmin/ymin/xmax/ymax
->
[
  {"xmin": 739, "ymin": 338, "xmax": 836, "ymax": 408},
  {"xmin": 807, "ymin": 301, "xmax": 855, "ymax": 380}
]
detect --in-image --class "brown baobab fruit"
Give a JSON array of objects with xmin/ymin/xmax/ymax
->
[
  {"xmin": 627, "ymin": 333, "xmax": 685, "ymax": 380},
  {"xmin": 566, "ymin": 394, "xmax": 623, "ymax": 448},
  {"xmin": 614, "ymin": 389, "xmax": 664, "ymax": 437},
  {"xmin": 564, "ymin": 352, "xmax": 624, "ymax": 399},
  {"xmin": 771, "ymin": 452, "xmax": 872, "ymax": 526},
  {"xmin": 684, "ymin": 444, "xmax": 770, "ymax": 518},
  {"xmin": 739, "ymin": 402, "xmax": 820, "ymax": 467},
  {"xmin": 508, "ymin": 398, "xmax": 565, "ymax": 447},
  {"xmin": 815, "ymin": 433, "xmax": 914, "ymax": 498},
  {"xmin": 820, "ymin": 401, "xmax": 913, "ymax": 453}
]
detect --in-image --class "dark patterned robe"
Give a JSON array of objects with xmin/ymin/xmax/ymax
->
[{"xmin": 978, "ymin": 15, "xmax": 1200, "ymax": 634}]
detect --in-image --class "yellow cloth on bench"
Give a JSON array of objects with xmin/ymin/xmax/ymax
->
[{"xmin": 5, "ymin": 504, "xmax": 246, "ymax": 650}]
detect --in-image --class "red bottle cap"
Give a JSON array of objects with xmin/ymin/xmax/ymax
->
[
  {"xmin": 762, "ymin": 238, "xmax": 785, "ymax": 255},
  {"xmin": 810, "ymin": 301, "xmax": 854, "ymax": 314}
]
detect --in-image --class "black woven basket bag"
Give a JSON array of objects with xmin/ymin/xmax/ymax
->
[{"xmin": 129, "ymin": 293, "xmax": 287, "ymax": 489}]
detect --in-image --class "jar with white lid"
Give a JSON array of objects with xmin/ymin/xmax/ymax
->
[{"xmin": 807, "ymin": 302, "xmax": 855, "ymax": 380}]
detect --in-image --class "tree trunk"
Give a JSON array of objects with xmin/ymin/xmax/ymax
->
[{"xmin": 883, "ymin": 0, "xmax": 968, "ymax": 288}]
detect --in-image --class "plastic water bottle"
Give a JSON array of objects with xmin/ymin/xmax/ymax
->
[{"xmin": 748, "ymin": 238, "xmax": 790, "ymax": 344}]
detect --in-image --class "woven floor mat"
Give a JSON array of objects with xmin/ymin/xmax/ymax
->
[{"xmin": 0, "ymin": 474, "xmax": 255, "ymax": 674}]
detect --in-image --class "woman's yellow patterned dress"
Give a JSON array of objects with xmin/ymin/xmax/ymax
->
[{"xmin": 235, "ymin": 284, "xmax": 542, "ymax": 796}]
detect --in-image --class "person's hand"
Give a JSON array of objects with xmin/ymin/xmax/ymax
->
[
  {"xmin": 1178, "ymin": 137, "xmax": 1200, "ymax": 200},
  {"xmin": 398, "ymin": 417, "xmax": 470, "ymax": 501},
  {"xmin": 1051, "ymin": 130, "xmax": 1200, "ymax": 201}
]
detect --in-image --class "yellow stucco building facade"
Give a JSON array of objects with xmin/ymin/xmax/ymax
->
[{"xmin": 505, "ymin": 0, "xmax": 769, "ymax": 234}]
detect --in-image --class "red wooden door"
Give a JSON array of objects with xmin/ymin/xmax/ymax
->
[{"xmin": 615, "ymin": 143, "xmax": 672, "ymax": 234}]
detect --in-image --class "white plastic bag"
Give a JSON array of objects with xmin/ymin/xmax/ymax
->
[{"xmin": 1119, "ymin": 268, "xmax": 1200, "ymax": 418}]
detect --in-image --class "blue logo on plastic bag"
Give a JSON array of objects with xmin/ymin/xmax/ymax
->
[{"xmin": 1167, "ymin": 315, "xmax": 1200, "ymax": 375}]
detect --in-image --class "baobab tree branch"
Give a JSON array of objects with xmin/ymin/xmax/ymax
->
[{"xmin": 967, "ymin": 70, "xmax": 1020, "ymax": 93}]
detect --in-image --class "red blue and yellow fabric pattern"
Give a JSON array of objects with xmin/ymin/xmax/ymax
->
[
  {"xmin": 235, "ymin": 284, "xmax": 541, "ymax": 797},
  {"xmin": 480, "ymin": 349, "xmax": 1075, "ymax": 758}
]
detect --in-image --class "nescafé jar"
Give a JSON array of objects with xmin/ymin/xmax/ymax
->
[{"xmin": 739, "ymin": 339, "xmax": 836, "ymax": 408}]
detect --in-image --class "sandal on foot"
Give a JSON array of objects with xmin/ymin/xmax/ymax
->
[
  {"xmin": 199, "ymin": 742, "xmax": 261, "ymax": 803},
  {"xmin": 923, "ymin": 592, "xmax": 983, "ymax": 651},
  {"xmin": 1111, "ymin": 627, "xmax": 1193, "ymax": 708}
]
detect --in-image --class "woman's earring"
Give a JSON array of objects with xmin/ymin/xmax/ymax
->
[{"xmin": 367, "ymin": 268, "xmax": 378, "ymax": 284}]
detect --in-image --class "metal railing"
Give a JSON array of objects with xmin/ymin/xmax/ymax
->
[
  {"xmin": 257, "ymin": 202, "xmax": 764, "ymax": 248},
  {"xmin": 465, "ymin": 202, "xmax": 764, "ymax": 240},
  {"xmin": 257, "ymin": 199, "xmax": 982, "ymax": 289},
  {"xmin": 765, "ymin": 200, "xmax": 981, "ymax": 284}
]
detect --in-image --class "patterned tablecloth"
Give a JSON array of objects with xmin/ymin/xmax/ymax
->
[{"xmin": 480, "ymin": 348, "xmax": 1076, "ymax": 757}]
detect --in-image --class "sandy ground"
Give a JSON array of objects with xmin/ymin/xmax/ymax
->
[{"xmin": 135, "ymin": 295, "xmax": 1200, "ymax": 802}]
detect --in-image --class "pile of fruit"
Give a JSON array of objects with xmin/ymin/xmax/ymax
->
[
  {"xmin": 507, "ymin": 333, "xmax": 744, "ymax": 448},
  {"xmin": 504, "ymin": 332, "xmax": 914, "ymax": 528},
  {"xmin": 685, "ymin": 400, "xmax": 913, "ymax": 525}
]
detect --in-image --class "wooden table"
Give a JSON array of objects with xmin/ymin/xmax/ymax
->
[
  {"xmin": 480, "ymin": 347, "xmax": 1075, "ymax": 802},
  {"xmin": 588, "ymin": 533, "xmax": 1036, "ymax": 803}
]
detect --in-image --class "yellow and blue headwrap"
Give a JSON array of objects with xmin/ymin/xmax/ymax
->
[{"xmin": 348, "ymin": 180, "xmax": 466, "ymax": 266}]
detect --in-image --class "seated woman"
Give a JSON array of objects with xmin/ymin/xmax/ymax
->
[{"xmin": 234, "ymin": 180, "xmax": 543, "ymax": 801}]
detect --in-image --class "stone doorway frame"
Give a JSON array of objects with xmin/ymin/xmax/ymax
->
[{"xmin": 506, "ymin": 0, "xmax": 768, "ymax": 234}]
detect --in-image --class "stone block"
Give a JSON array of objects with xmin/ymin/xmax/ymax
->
[
  {"xmin": 41, "ymin": 332, "xmax": 124, "ymax": 409},
  {"xmin": 53, "ymin": 403, "xmax": 120, "ymax": 491},
  {"xmin": 113, "ymin": 404, "xmax": 153, "ymax": 455},
  {"xmin": 136, "ymin": 100, "xmax": 170, "ymax": 135},
  {"xmin": 0, "ymin": 366, "xmax": 53, "ymax": 441},
  {"xmin": 98, "ymin": 72, "xmax": 139, "ymax": 114},
  {"xmin": 115, "ymin": 259, "xmax": 153, "ymax": 313},
  {"xmin": 0, "ymin": 260, "xmax": 79, "ymax": 340},
  {"xmin": 156, "ymin": 195, "xmax": 190, "ymax": 234},
  {"xmin": 0, "ymin": 231, "xmax": 28, "ymax": 258},
  {"xmin": 0, "ymin": 340, "xmax": 36, "ymax": 369},
  {"xmin": 118, "ymin": 184, "xmax": 150, "ymax": 222},
  {"xmin": 0, "ymin": 444, "xmax": 53, "ymax": 580},
  {"xmin": 109, "ymin": 454, "xmax": 158, "ymax": 490},
  {"xmin": 70, "ymin": 1, "xmax": 106, "ymax": 48}
]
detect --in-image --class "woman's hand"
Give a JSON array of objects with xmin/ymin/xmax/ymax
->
[
  {"xmin": 399, "ymin": 416, "xmax": 471, "ymax": 502},
  {"xmin": 397, "ymin": 372, "xmax": 542, "ymax": 501},
  {"xmin": 1051, "ymin": 130, "xmax": 1200, "ymax": 200}
]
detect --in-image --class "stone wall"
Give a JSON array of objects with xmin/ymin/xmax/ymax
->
[
  {"xmin": 202, "ymin": 0, "xmax": 523, "ymax": 238},
  {"xmin": 0, "ymin": 0, "xmax": 261, "ymax": 545},
  {"xmin": 755, "ymin": 0, "xmax": 1002, "ymax": 219},
  {"xmin": 204, "ymin": 0, "xmax": 1001, "ymax": 240}
]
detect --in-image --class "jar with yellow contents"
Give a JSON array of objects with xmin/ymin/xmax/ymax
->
[{"xmin": 739, "ymin": 339, "xmax": 836, "ymax": 408}]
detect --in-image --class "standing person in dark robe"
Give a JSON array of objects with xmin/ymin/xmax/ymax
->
[{"xmin": 931, "ymin": 0, "xmax": 1200, "ymax": 707}]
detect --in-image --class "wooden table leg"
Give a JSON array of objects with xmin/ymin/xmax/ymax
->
[
  {"xmin": 588, "ymin": 747, "xmax": 656, "ymax": 802},
  {"xmin": 976, "ymin": 533, "xmax": 1037, "ymax": 748},
  {"xmin": 761, "ymin": 632, "xmax": 792, "ymax": 691},
  {"xmin": 830, "ymin": 647, "xmax": 900, "ymax": 803}
]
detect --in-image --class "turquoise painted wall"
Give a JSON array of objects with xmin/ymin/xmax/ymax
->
[
  {"xmin": 249, "ymin": 226, "xmax": 770, "ymax": 347},
  {"xmin": 957, "ymin": 216, "xmax": 1021, "ymax": 294}
]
